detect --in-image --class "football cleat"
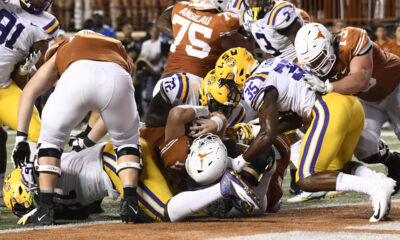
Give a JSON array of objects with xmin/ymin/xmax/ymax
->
[
  {"xmin": 220, "ymin": 170, "xmax": 262, "ymax": 212},
  {"xmin": 287, "ymin": 191, "xmax": 327, "ymax": 203},
  {"xmin": 120, "ymin": 197, "xmax": 154, "ymax": 224},
  {"xmin": 325, "ymin": 191, "xmax": 346, "ymax": 199},
  {"xmin": 20, "ymin": 205, "xmax": 55, "ymax": 225},
  {"xmin": 369, "ymin": 177, "xmax": 395, "ymax": 222}
]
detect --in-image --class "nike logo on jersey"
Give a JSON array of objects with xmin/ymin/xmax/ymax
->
[
  {"xmin": 341, "ymin": 67, "xmax": 347, "ymax": 75},
  {"xmin": 129, "ymin": 205, "xmax": 138, "ymax": 214},
  {"xmin": 30, "ymin": 22, "xmax": 38, "ymax": 27}
]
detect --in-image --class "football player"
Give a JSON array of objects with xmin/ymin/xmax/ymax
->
[
  {"xmin": 145, "ymin": 0, "xmax": 250, "ymax": 132},
  {"xmin": 8, "ymin": 136, "xmax": 263, "ymax": 224},
  {"xmin": 232, "ymin": 0, "xmax": 315, "ymax": 200},
  {"xmin": 12, "ymin": 30, "xmax": 151, "ymax": 225},
  {"xmin": 214, "ymin": 47, "xmax": 396, "ymax": 222},
  {"xmin": 4, "ymin": 140, "xmax": 172, "ymax": 224},
  {"xmin": 240, "ymin": 0, "xmax": 310, "ymax": 61},
  {"xmin": 295, "ymin": 23, "xmax": 400, "ymax": 194},
  {"xmin": 200, "ymin": 68, "xmax": 291, "ymax": 212},
  {"xmin": 0, "ymin": 0, "xmax": 59, "ymax": 201}
]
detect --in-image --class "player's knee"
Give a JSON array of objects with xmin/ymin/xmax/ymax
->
[
  {"xmin": 115, "ymin": 145, "xmax": 142, "ymax": 173},
  {"xmin": 35, "ymin": 143, "xmax": 62, "ymax": 176}
]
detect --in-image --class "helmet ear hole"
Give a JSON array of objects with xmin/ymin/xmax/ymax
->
[{"xmin": 239, "ymin": 68, "xmax": 244, "ymax": 76}]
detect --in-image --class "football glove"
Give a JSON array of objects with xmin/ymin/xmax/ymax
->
[
  {"xmin": 302, "ymin": 74, "xmax": 333, "ymax": 94},
  {"xmin": 11, "ymin": 131, "xmax": 30, "ymax": 168},
  {"xmin": 68, "ymin": 136, "xmax": 96, "ymax": 152},
  {"xmin": 226, "ymin": 123, "xmax": 254, "ymax": 144},
  {"xmin": 19, "ymin": 50, "xmax": 41, "ymax": 76}
]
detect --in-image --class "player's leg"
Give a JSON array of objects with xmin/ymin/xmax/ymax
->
[
  {"xmin": 166, "ymin": 147, "xmax": 273, "ymax": 221},
  {"xmin": 296, "ymin": 94, "xmax": 347, "ymax": 191},
  {"xmin": 99, "ymin": 63, "xmax": 153, "ymax": 223},
  {"xmin": 0, "ymin": 81, "xmax": 41, "ymax": 142},
  {"xmin": 356, "ymin": 96, "xmax": 400, "ymax": 194},
  {"xmin": 383, "ymin": 85, "xmax": 400, "ymax": 193}
]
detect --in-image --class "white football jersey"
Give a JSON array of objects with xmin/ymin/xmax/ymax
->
[
  {"xmin": 156, "ymin": 72, "xmax": 202, "ymax": 107},
  {"xmin": 21, "ymin": 143, "xmax": 117, "ymax": 210},
  {"xmin": 242, "ymin": 58, "xmax": 316, "ymax": 118},
  {"xmin": 0, "ymin": 0, "xmax": 59, "ymax": 87},
  {"xmin": 242, "ymin": 1, "xmax": 304, "ymax": 61}
]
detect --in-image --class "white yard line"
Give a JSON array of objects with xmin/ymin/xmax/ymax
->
[
  {"xmin": 208, "ymin": 231, "xmax": 400, "ymax": 240},
  {"xmin": 0, "ymin": 220, "xmax": 120, "ymax": 234}
]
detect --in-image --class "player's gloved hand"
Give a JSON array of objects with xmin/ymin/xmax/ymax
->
[
  {"xmin": 17, "ymin": 208, "xmax": 38, "ymax": 225},
  {"xmin": 226, "ymin": 123, "xmax": 254, "ymax": 145},
  {"xmin": 19, "ymin": 50, "xmax": 41, "ymax": 75},
  {"xmin": 302, "ymin": 74, "xmax": 333, "ymax": 94},
  {"xmin": 68, "ymin": 136, "xmax": 96, "ymax": 152},
  {"xmin": 11, "ymin": 131, "xmax": 31, "ymax": 168}
]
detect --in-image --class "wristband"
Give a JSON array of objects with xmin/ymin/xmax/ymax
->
[
  {"xmin": 325, "ymin": 80, "xmax": 333, "ymax": 93},
  {"xmin": 210, "ymin": 116, "xmax": 223, "ymax": 132},
  {"xmin": 83, "ymin": 137, "xmax": 96, "ymax": 147}
]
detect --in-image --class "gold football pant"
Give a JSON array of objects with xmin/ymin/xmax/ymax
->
[
  {"xmin": 296, "ymin": 93, "xmax": 364, "ymax": 181},
  {"xmin": 0, "ymin": 81, "xmax": 41, "ymax": 142},
  {"xmin": 102, "ymin": 138, "xmax": 173, "ymax": 222}
]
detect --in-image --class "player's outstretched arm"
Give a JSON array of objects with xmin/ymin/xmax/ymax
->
[
  {"xmin": 17, "ymin": 53, "xmax": 59, "ymax": 134},
  {"xmin": 243, "ymin": 89, "xmax": 279, "ymax": 162}
]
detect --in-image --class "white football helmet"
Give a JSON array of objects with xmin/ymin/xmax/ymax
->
[
  {"xmin": 295, "ymin": 23, "xmax": 337, "ymax": 77},
  {"xmin": 190, "ymin": 0, "xmax": 217, "ymax": 10},
  {"xmin": 185, "ymin": 133, "xmax": 229, "ymax": 185},
  {"xmin": 214, "ymin": 0, "xmax": 231, "ymax": 12}
]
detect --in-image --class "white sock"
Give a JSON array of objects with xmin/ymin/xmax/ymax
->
[
  {"xmin": 290, "ymin": 140, "xmax": 302, "ymax": 169},
  {"xmin": 353, "ymin": 164, "xmax": 385, "ymax": 179},
  {"xmin": 167, "ymin": 183, "xmax": 222, "ymax": 222},
  {"xmin": 230, "ymin": 155, "xmax": 249, "ymax": 172},
  {"xmin": 336, "ymin": 172, "xmax": 377, "ymax": 196}
]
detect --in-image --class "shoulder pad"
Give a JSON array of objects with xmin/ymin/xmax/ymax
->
[
  {"xmin": 160, "ymin": 73, "xmax": 190, "ymax": 105},
  {"xmin": 265, "ymin": 1, "xmax": 296, "ymax": 29}
]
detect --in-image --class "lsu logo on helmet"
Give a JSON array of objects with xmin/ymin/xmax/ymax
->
[
  {"xmin": 215, "ymin": 48, "xmax": 258, "ymax": 89},
  {"xmin": 2, "ymin": 169, "xmax": 35, "ymax": 217}
]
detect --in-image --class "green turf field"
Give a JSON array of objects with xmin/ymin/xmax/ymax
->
[{"xmin": 0, "ymin": 128, "xmax": 399, "ymax": 229}]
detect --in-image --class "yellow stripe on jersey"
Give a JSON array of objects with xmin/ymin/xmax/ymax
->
[
  {"xmin": 102, "ymin": 142, "xmax": 123, "ymax": 196},
  {"xmin": 268, "ymin": 2, "xmax": 294, "ymax": 26},
  {"xmin": 232, "ymin": 0, "xmax": 243, "ymax": 9},
  {"xmin": 44, "ymin": 19, "xmax": 60, "ymax": 34}
]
